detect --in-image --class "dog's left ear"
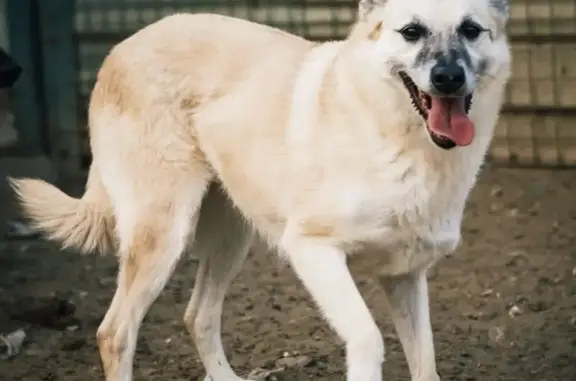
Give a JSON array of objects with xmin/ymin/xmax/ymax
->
[
  {"xmin": 358, "ymin": 0, "xmax": 387, "ymax": 21},
  {"xmin": 489, "ymin": 0, "xmax": 509, "ymax": 34},
  {"xmin": 489, "ymin": 0, "xmax": 509, "ymax": 22}
]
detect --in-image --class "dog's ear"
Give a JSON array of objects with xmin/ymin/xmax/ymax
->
[
  {"xmin": 358, "ymin": 0, "xmax": 386, "ymax": 21},
  {"xmin": 489, "ymin": 0, "xmax": 509, "ymax": 19},
  {"xmin": 489, "ymin": 0, "xmax": 509, "ymax": 34},
  {"xmin": 0, "ymin": 48, "xmax": 22, "ymax": 89}
]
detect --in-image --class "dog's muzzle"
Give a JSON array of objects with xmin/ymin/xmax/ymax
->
[{"xmin": 399, "ymin": 66, "xmax": 474, "ymax": 150}]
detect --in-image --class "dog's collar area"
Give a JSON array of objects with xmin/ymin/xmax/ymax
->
[{"xmin": 398, "ymin": 71, "xmax": 473, "ymax": 150}]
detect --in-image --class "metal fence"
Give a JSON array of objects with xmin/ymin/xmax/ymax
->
[
  {"xmin": 498, "ymin": 0, "xmax": 576, "ymax": 167},
  {"xmin": 12, "ymin": 0, "xmax": 576, "ymax": 175}
]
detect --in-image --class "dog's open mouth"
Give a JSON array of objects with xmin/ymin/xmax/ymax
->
[{"xmin": 399, "ymin": 72, "xmax": 474, "ymax": 150}]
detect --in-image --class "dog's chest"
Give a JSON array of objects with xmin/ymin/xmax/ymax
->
[
  {"xmin": 335, "ymin": 165, "xmax": 468, "ymax": 275},
  {"xmin": 353, "ymin": 209, "xmax": 462, "ymax": 276}
]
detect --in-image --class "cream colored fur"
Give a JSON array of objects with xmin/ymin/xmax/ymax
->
[{"xmin": 11, "ymin": 3, "xmax": 510, "ymax": 381}]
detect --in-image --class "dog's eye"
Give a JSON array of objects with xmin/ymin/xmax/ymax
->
[
  {"xmin": 459, "ymin": 21, "xmax": 483, "ymax": 41},
  {"xmin": 398, "ymin": 24, "xmax": 427, "ymax": 42}
]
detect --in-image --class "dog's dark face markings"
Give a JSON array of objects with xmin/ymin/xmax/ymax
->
[
  {"xmin": 406, "ymin": 16, "xmax": 495, "ymax": 94},
  {"xmin": 414, "ymin": 31, "xmax": 473, "ymax": 69}
]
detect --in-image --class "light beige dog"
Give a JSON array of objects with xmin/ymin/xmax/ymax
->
[{"xmin": 11, "ymin": 1, "xmax": 511, "ymax": 380}]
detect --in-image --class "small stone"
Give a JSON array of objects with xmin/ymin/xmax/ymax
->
[
  {"xmin": 0, "ymin": 329, "xmax": 26, "ymax": 359},
  {"xmin": 507, "ymin": 208, "xmax": 518, "ymax": 217},
  {"xmin": 275, "ymin": 355, "xmax": 311, "ymax": 369},
  {"xmin": 508, "ymin": 305, "xmax": 523, "ymax": 318},
  {"xmin": 490, "ymin": 186, "xmax": 503, "ymax": 197},
  {"xmin": 488, "ymin": 326, "xmax": 505, "ymax": 343}
]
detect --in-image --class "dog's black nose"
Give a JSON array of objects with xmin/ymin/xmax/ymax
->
[{"xmin": 430, "ymin": 63, "xmax": 465, "ymax": 95}]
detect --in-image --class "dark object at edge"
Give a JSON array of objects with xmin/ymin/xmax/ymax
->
[{"xmin": 0, "ymin": 47, "xmax": 22, "ymax": 88}]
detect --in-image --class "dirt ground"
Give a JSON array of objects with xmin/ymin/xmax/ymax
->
[{"xmin": 0, "ymin": 165, "xmax": 575, "ymax": 381}]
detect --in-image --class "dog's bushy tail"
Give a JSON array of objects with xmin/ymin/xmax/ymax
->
[{"xmin": 9, "ymin": 165, "xmax": 116, "ymax": 254}]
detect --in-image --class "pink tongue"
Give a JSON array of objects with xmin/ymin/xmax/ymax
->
[{"xmin": 427, "ymin": 97, "xmax": 474, "ymax": 146}]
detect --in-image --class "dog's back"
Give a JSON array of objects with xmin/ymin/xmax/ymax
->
[
  {"xmin": 92, "ymin": 13, "xmax": 313, "ymax": 121},
  {"xmin": 88, "ymin": 13, "xmax": 319, "ymax": 238}
]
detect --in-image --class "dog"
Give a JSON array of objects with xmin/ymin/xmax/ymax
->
[{"xmin": 10, "ymin": 0, "xmax": 511, "ymax": 380}]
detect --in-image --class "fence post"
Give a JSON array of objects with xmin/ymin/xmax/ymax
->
[
  {"xmin": 5, "ymin": 0, "xmax": 47, "ymax": 156},
  {"xmin": 37, "ymin": 0, "xmax": 80, "ymax": 180}
]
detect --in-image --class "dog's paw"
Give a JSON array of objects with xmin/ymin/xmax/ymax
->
[{"xmin": 413, "ymin": 373, "xmax": 441, "ymax": 381}]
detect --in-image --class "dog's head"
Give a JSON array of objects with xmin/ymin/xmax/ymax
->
[{"xmin": 356, "ymin": 0, "xmax": 510, "ymax": 150}]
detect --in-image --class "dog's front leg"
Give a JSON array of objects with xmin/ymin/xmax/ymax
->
[
  {"xmin": 281, "ymin": 235, "xmax": 384, "ymax": 381},
  {"xmin": 379, "ymin": 271, "xmax": 440, "ymax": 381}
]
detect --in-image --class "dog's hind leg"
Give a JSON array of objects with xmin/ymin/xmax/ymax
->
[
  {"xmin": 93, "ymin": 137, "xmax": 212, "ymax": 380},
  {"xmin": 379, "ymin": 271, "xmax": 440, "ymax": 381},
  {"xmin": 183, "ymin": 184, "xmax": 255, "ymax": 381},
  {"xmin": 96, "ymin": 175, "xmax": 210, "ymax": 381},
  {"xmin": 97, "ymin": 176, "xmax": 210, "ymax": 381}
]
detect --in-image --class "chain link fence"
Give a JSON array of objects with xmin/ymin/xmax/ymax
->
[{"xmin": 71, "ymin": 0, "xmax": 576, "ymax": 169}]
